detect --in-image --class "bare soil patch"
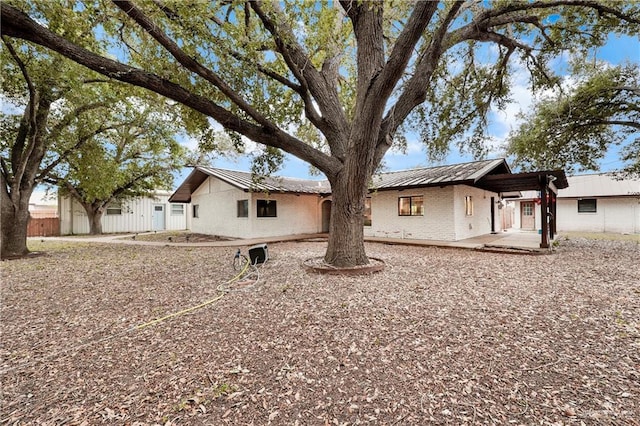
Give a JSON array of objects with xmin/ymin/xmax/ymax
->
[
  {"xmin": 1, "ymin": 238, "xmax": 638, "ymax": 424},
  {"xmin": 127, "ymin": 231, "xmax": 233, "ymax": 243},
  {"xmin": 303, "ymin": 256, "xmax": 386, "ymax": 275}
]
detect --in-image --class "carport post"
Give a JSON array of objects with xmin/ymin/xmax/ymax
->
[
  {"xmin": 548, "ymin": 179, "xmax": 558, "ymax": 240},
  {"xmin": 539, "ymin": 180, "xmax": 549, "ymax": 249}
]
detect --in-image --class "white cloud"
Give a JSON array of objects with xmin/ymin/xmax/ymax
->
[
  {"xmin": 405, "ymin": 138, "xmax": 424, "ymax": 155},
  {"xmin": 181, "ymin": 135, "xmax": 200, "ymax": 151}
]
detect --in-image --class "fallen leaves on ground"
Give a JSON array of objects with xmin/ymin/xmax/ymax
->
[{"xmin": 1, "ymin": 237, "xmax": 638, "ymax": 424}]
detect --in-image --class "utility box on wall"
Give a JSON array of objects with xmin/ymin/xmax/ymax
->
[{"xmin": 248, "ymin": 243, "xmax": 269, "ymax": 264}]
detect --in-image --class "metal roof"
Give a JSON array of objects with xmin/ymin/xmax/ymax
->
[
  {"xmin": 519, "ymin": 173, "xmax": 639, "ymax": 199},
  {"xmin": 169, "ymin": 166, "xmax": 331, "ymax": 202},
  {"xmin": 559, "ymin": 173, "xmax": 639, "ymax": 198},
  {"xmin": 369, "ymin": 158, "xmax": 510, "ymax": 191},
  {"xmin": 169, "ymin": 159, "xmax": 568, "ymax": 203}
]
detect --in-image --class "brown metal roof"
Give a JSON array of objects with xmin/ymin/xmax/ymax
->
[
  {"xmin": 369, "ymin": 158, "xmax": 511, "ymax": 191},
  {"xmin": 169, "ymin": 159, "xmax": 568, "ymax": 203},
  {"xmin": 169, "ymin": 166, "xmax": 331, "ymax": 203}
]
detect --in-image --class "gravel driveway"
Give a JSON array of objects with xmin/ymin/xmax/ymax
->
[{"xmin": 1, "ymin": 237, "xmax": 638, "ymax": 424}]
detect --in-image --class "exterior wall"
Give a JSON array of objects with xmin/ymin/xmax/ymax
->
[
  {"xmin": 514, "ymin": 196, "xmax": 640, "ymax": 234},
  {"xmin": 189, "ymin": 176, "xmax": 322, "ymax": 238},
  {"xmin": 557, "ymin": 197, "xmax": 640, "ymax": 234},
  {"xmin": 453, "ymin": 185, "xmax": 501, "ymax": 239},
  {"xmin": 363, "ymin": 185, "xmax": 499, "ymax": 241},
  {"xmin": 59, "ymin": 192, "xmax": 188, "ymax": 235}
]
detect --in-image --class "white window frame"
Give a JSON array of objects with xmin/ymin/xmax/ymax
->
[{"xmin": 464, "ymin": 196, "xmax": 474, "ymax": 216}]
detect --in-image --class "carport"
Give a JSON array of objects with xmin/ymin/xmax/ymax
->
[{"xmin": 474, "ymin": 170, "xmax": 569, "ymax": 248}]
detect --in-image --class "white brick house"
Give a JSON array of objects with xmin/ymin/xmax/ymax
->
[
  {"xmin": 514, "ymin": 173, "xmax": 640, "ymax": 234},
  {"xmin": 170, "ymin": 159, "xmax": 568, "ymax": 246},
  {"xmin": 170, "ymin": 167, "xmax": 330, "ymax": 239},
  {"xmin": 364, "ymin": 184, "xmax": 500, "ymax": 241}
]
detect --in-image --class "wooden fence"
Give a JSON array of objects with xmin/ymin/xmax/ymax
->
[{"xmin": 27, "ymin": 217, "xmax": 60, "ymax": 237}]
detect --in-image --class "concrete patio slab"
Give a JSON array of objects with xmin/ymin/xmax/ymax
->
[{"xmin": 35, "ymin": 229, "xmax": 552, "ymax": 253}]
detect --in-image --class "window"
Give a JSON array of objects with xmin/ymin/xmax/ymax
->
[
  {"xmin": 193, "ymin": 204, "xmax": 199, "ymax": 218},
  {"xmin": 398, "ymin": 195, "xmax": 424, "ymax": 216},
  {"xmin": 237, "ymin": 199, "xmax": 248, "ymax": 217},
  {"xmin": 106, "ymin": 203, "xmax": 122, "ymax": 215},
  {"xmin": 578, "ymin": 198, "xmax": 597, "ymax": 213},
  {"xmin": 464, "ymin": 196, "xmax": 474, "ymax": 216},
  {"xmin": 257, "ymin": 199, "xmax": 277, "ymax": 217},
  {"xmin": 171, "ymin": 204, "xmax": 184, "ymax": 215},
  {"xmin": 364, "ymin": 198, "xmax": 372, "ymax": 226},
  {"xmin": 522, "ymin": 202, "xmax": 534, "ymax": 216}
]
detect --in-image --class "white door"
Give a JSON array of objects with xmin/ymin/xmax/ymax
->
[
  {"xmin": 152, "ymin": 204, "xmax": 165, "ymax": 231},
  {"xmin": 521, "ymin": 201, "xmax": 535, "ymax": 230}
]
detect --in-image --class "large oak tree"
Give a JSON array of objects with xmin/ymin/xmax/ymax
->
[{"xmin": 3, "ymin": 0, "xmax": 638, "ymax": 266}]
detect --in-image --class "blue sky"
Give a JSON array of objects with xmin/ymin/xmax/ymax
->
[
  {"xmin": 182, "ymin": 33, "xmax": 639, "ymax": 184},
  {"xmin": 27, "ymin": 30, "xmax": 639, "ymax": 203}
]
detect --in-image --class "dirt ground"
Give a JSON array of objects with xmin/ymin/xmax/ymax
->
[{"xmin": 1, "ymin": 237, "xmax": 638, "ymax": 425}]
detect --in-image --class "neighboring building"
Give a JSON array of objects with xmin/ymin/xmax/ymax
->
[
  {"xmin": 28, "ymin": 203, "xmax": 58, "ymax": 219},
  {"xmin": 170, "ymin": 159, "xmax": 568, "ymax": 246},
  {"xmin": 59, "ymin": 191, "xmax": 189, "ymax": 235},
  {"xmin": 514, "ymin": 173, "xmax": 640, "ymax": 234}
]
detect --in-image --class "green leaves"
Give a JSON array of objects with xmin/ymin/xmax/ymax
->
[
  {"xmin": 3, "ymin": 0, "xmax": 638, "ymax": 176},
  {"xmin": 507, "ymin": 60, "xmax": 640, "ymax": 175}
]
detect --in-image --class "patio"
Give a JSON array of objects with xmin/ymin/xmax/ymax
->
[{"xmin": 364, "ymin": 229, "xmax": 548, "ymax": 252}]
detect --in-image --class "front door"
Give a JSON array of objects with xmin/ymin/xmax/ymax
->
[
  {"xmin": 152, "ymin": 204, "xmax": 165, "ymax": 231},
  {"xmin": 521, "ymin": 201, "xmax": 535, "ymax": 230}
]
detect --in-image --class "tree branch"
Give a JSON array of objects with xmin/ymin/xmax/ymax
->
[
  {"xmin": 575, "ymin": 119, "xmax": 640, "ymax": 130},
  {"xmin": 113, "ymin": 0, "xmax": 276, "ymax": 131},
  {"xmin": 0, "ymin": 157, "xmax": 11, "ymax": 185},
  {"xmin": 2, "ymin": 36, "xmax": 39, "ymax": 185},
  {"xmin": 47, "ymin": 101, "xmax": 109, "ymax": 141},
  {"xmin": 375, "ymin": 1, "xmax": 439, "ymax": 103},
  {"xmin": 477, "ymin": 0, "xmax": 640, "ymax": 26},
  {"xmin": 150, "ymin": 1, "xmax": 303, "ymax": 93},
  {"xmin": 378, "ymin": 1, "xmax": 465, "ymax": 160},
  {"xmin": 251, "ymin": 1, "xmax": 350, "ymax": 157},
  {"xmin": 37, "ymin": 124, "xmax": 121, "ymax": 180},
  {"xmin": 0, "ymin": 3, "xmax": 341, "ymax": 177}
]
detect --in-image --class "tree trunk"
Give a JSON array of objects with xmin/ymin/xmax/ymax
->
[
  {"xmin": 1, "ymin": 175, "xmax": 33, "ymax": 259},
  {"xmin": 82, "ymin": 204, "xmax": 104, "ymax": 235},
  {"xmin": 324, "ymin": 163, "xmax": 372, "ymax": 267},
  {"xmin": 88, "ymin": 212, "xmax": 103, "ymax": 235},
  {"xmin": 0, "ymin": 207, "xmax": 31, "ymax": 259}
]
